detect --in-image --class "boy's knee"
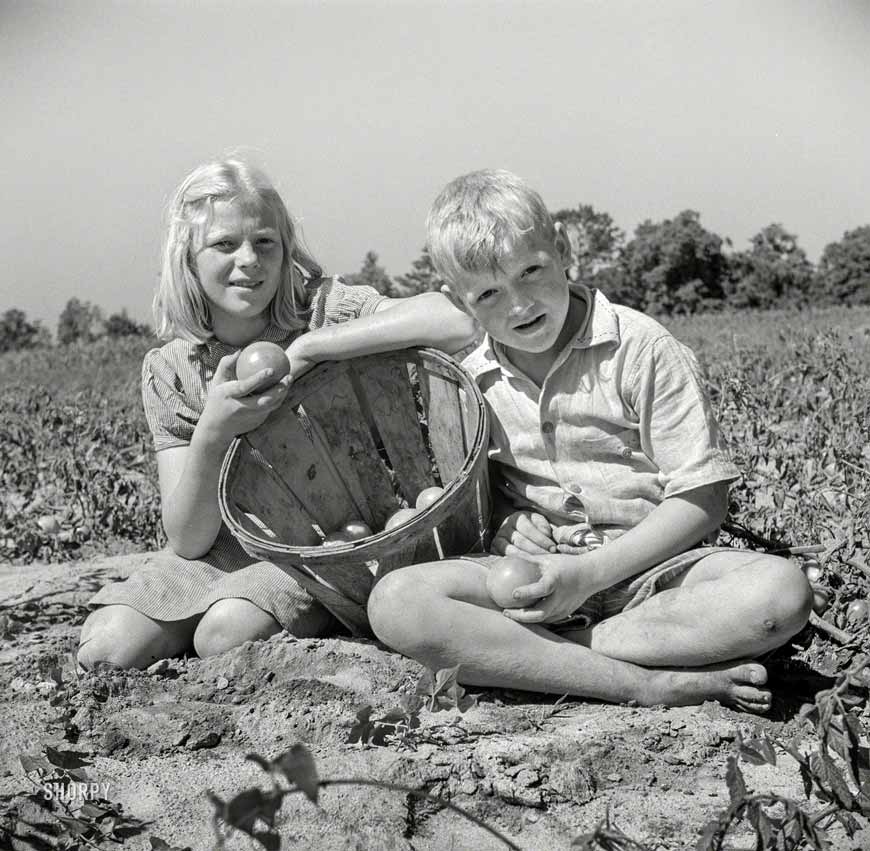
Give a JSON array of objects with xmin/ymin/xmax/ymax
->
[
  {"xmin": 193, "ymin": 599, "xmax": 281, "ymax": 658},
  {"xmin": 755, "ymin": 556, "xmax": 813, "ymax": 634},
  {"xmin": 368, "ymin": 569, "xmax": 431, "ymax": 649}
]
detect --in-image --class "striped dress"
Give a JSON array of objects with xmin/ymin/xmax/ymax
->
[{"xmin": 88, "ymin": 277, "xmax": 386, "ymax": 634}]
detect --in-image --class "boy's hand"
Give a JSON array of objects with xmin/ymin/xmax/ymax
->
[
  {"xmin": 491, "ymin": 511, "xmax": 557, "ymax": 556},
  {"xmin": 501, "ymin": 553, "xmax": 602, "ymax": 625}
]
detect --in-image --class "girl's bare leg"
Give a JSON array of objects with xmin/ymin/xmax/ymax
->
[
  {"xmin": 368, "ymin": 560, "xmax": 776, "ymax": 712},
  {"xmin": 78, "ymin": 605, "xmax": 198, "ymax": 670}
]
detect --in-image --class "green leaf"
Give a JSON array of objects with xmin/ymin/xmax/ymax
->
[
  {"xmin": 725, "ymin": 756, "xmax": 747, "ymax": 805},
  {"xmin": 44, "ymin": 747, "xmax": 91, "ymax": 769},
  {"xmin": 273, "ymin": 744, "xmax": 319, "ymax": 804},
  {"xmin": 19, "ymin": 753, "xmax": 52, "ymax": 774}
]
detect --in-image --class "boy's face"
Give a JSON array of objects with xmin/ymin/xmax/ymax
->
[{"xmin": 447, "ymin": 234, "xmax": 571, "ymax": 355}]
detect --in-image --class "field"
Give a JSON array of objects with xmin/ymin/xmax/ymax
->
[{"xmin": 1, "ymin": 305, "xmax": 869, "ymax": 850}]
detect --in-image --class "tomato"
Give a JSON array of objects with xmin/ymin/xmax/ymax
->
[
  {"xmin": 383, "ymin": 508, "xmax": 420, "ymax": 532},
  {"xmin": 803, "ymin": 564, "xmax": 823, "ymax": 584},
  {"xmin": 415, "ymin": 486, "xmax": 445, "ymax": 510},
  {"xmin": 486, "ymin": 556, "xmax": 543, "ymax": 609},
  {"xmin": 846, "ymin": 599, "xmax": 869, "ymax": 624},
  {"xmin": 322, "ymin": 531, "xmax": 350, "ymax": 547},
  {"xmin": 812, "ymin": 587, "xmax": 831, "ymax": 615},
  {"xmin": 236, "ymin": 341, "xmax": 290, "ymax": 387},
  {"xmin": 340, "ymin": 521, "xmax": 372, "ymax": 541}
]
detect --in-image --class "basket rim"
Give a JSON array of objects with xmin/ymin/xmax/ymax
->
[{"xmin": 218, "ymin": 346, "xmax": 488, "ymax": 560}]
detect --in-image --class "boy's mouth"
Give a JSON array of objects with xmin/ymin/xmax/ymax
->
[{"xmin": 514, "ymin": 314, "xmax": 546, "ymax": 332}]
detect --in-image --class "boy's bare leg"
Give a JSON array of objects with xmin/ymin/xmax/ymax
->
[
  {"xmin": 568, "ymin": 552, "xmax": 813, "ymax": 667},
  {"xmin": 368, "ymin": 560, "xmax": 775, "ymax": 712}
]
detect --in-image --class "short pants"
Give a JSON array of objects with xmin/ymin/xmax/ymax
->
[{"xmin": 462, "ymin": 546, "xmax": 734, "ymax": 632}]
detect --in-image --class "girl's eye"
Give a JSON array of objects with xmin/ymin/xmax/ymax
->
[
  {"xmin": 522, "ymin": 265, "xmax": 541, "ymax": 278},
  {"xmin": 257, "ymin": 238, "xmax": 276, "ymax": 248},
  {"xmin": 211, "ymin": 240, "xmax": 235, "ymax": 250}
]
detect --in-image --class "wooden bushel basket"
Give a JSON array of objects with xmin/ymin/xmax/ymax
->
[{"xmin": 218, "ymin": 347, "xmax": 491, "ymax": 636}]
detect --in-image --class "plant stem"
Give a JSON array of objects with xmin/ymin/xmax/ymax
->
[
  {"xmin": 809, "ymin": 611, "xmax": 854, "ymax": 645},
  {"xmin": 306, "ymin": 778, "xmax": 523, "ymax": 850}
]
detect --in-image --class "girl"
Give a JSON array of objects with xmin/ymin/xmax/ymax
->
[{"xmin": 78, "ymin": 158, "xmax": 476, "ymax": 670}]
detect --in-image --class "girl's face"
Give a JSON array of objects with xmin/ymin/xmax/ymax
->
[{"xmin": 195, "ymin": 198, "xmax": 284, "ymax": 342}]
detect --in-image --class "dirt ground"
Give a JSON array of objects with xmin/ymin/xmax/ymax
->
[{"xmin": 1, "ymin": 555, "xmax": 867, "ymax": 851}]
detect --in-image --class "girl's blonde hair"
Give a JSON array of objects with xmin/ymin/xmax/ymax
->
[
  {"xmin": 153, "ymin": 158, "xmax": 322, "ymax": 343},
  {"xmin": 426, "ymin": 169, "xmax": 556, "ymax": 287}
]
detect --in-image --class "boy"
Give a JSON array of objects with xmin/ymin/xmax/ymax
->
[{"xmin": 367, "ymin": 170, "xmax": 813, "ymax": 712}]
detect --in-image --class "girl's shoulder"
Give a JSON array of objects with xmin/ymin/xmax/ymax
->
[{"xmin": 305, "ymin": 275, "xmax": 387, "ymax": 329}]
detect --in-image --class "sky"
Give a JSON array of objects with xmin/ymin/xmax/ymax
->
[{"xmin": 2, "ymin": 0, "xmax": 869, "ymax": 329}]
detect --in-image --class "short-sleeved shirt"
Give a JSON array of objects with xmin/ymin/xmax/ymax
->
[
  {"xmin": 462, "ymin": 284, "xmax": 739, "ymax": 542},
  {"xmin": 142, "ymin": 276, "xmax": 386, "ymax": 451}
]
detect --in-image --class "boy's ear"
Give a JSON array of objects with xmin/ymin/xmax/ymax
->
[
  {"xmin": 553, "ymin": 221, "xmax": 572, "ymax": 269},
  {"xmin": 440, "ymin": 283, "xmax": 472, "ymax": 316}
]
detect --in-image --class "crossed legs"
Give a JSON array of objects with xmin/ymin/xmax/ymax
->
[{"xmin": 367, "ymin": 551, "xmax": 812, "ymax": 712}]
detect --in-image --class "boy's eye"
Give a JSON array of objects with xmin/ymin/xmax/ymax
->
[
  {"xmin": 522, "ymin": 265, "xmax": 541, "ymax": 277},
  {"xmin": 476, "ymin": 289, "xmax": 496, "ymax": 304}
]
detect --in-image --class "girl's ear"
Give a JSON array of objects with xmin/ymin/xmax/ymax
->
[{"xmin": 553, "ymin": 221, "xmax": 572, "ymax": 269}]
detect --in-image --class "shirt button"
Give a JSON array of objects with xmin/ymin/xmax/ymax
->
[
  {"xmin": 621, "ymin": 447, "xmax": 633, "ymax": 459},
  {"xmin": 541, "ymin": 421, "xmax": 555, "ymax": 435}
]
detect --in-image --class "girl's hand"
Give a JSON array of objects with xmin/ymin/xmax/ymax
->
[
  {"xmin": 491, "ymin": 511, "xmax": 557, "ymax": 556},
  {"xmin": 197, "ymin": 352, "xmax": 291, "ymax": 448},
  {"xmin": 501, "ymin": 553, "xmax": 602, "ymax": 625},
  {"xmin": 284, "ymin": 336, "xmax": 318, "ymax": 380}
]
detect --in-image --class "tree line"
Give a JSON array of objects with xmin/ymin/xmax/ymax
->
[
  {"xmin": 2, "ymin": 207, "xmax": 869, "ymax": 353},
  {"xmin": 347, "ymin": 208, "xmax": 870, "ymax": 315}
]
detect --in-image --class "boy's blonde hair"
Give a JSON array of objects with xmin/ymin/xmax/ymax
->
[
  {"xmin": 426, "ymin": 169, "xmax": 556, "ymax": 288},
  {"xmin": 153, "ymin": 158, "xmax": 322, "ymax": 343}
]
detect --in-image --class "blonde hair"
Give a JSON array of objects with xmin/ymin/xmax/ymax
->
[
  {"xmin": 426, "ymin": 169, "xmax": 556, "ymax": 287},
  {"xmin": 153, "ymin": 158, "xmax": 322, "ymax": 343}
]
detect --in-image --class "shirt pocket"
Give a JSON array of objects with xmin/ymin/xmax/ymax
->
[{"xmin": 577, "ymin": 426, "xmax": 641, "ymax": 462}]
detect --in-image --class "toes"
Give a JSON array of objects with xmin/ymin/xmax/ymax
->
[
  {"xmin": 734, "ymin": 662, "xmax": 768, "ymax": 685},
  {"xmin": 731, "ymin": 685, "xmax": 772, "ymax": 714}
]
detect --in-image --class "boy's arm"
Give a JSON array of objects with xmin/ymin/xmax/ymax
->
[
  {"xmin": 286, "ymin": 291, "xmax": 477, "ymax": 374},
  {"xmin": 505, "ymin": 480, "xmax": 729, "ymax": 624}
]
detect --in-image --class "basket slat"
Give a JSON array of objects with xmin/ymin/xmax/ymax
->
[
  {"xmin": 245, "ymin": 401, "xmax": 358, "ymax": 534},
  {"xmin": 300, "ymin": 367, "xmax": 398, "ymax": 530},
  {"xmin": 228, "ymin": 444, "xmax": 321, "ymax": 546},
  {"xmin": 354, "ymin": 359, "xmax": 434, "ymax": 503},
  {"xmin": 420, "ymin": 363, "xmax": 469, "ymax": 483}
]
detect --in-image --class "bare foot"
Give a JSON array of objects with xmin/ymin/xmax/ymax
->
[{"xmin": 646, "ymin": 662, "xmax": 771, "ymax": 713}]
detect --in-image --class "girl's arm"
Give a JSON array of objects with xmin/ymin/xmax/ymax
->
[
  {"xmin": 286, "ymin": 291, "xmax": 477, "ymax": 374},
  {"xmin": 157, "ymin": 354, "xmax": 290, "ymax": 559}
]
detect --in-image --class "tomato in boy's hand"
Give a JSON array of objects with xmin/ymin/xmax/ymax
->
[
  {"xmin": 415, "ymin": 486, "xmax": 445, "ymax": 510},
  {"xmin": 236, "ymin": 341, "xmax": 290, "ymax": 387},
  {"xmin": 486, "ymin": 556, "xmax": 543, "ymax": 609}
]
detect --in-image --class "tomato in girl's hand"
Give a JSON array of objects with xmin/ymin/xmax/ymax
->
[
  {"xmin": 383, "ymin": 508, "xmax": 419, "ymax": 532},
  {"xmin": 846, "ymin": 598, "xmax": 869, "ymax": 624},
  {"xmin": 236, "ymin": 341, "xmax": 290, "ymax": 387},
  {"xmin": 415, "ymin": 486, "xmax": 445, "ymax": 510},
  {"xmin": 486, "ymin": 556, "xmax": 543, "ymax": 609}
]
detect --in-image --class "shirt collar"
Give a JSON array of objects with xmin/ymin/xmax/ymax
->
[{"xmin": 463, "ymin": 283, "xmax": 620, "ymax": 380}]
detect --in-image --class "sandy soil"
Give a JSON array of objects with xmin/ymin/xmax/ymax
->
[{"xmin": 1, "ymin": 555, "xmax": 867, "ymax": 851}]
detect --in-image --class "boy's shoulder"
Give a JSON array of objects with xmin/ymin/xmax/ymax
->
[{"xmin": 461, "ymin": 287, "xmax": 674, "ymax": 381}]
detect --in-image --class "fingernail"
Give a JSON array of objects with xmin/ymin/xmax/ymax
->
[{"xmin": 548, "ymin": 545, "xmax": 557, "ymax": 553}]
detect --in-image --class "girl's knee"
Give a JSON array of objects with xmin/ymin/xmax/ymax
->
[
  {"xmin": 77, "ymin": 606, "xmax": 185, "ymax": 671},
  {"xmin": 193, "ymin": 599, "xmax": 281, "ymax": 658},
  {"xmin": 368, "ymin": 568, "xmax": 440, "ymax": 650}
]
